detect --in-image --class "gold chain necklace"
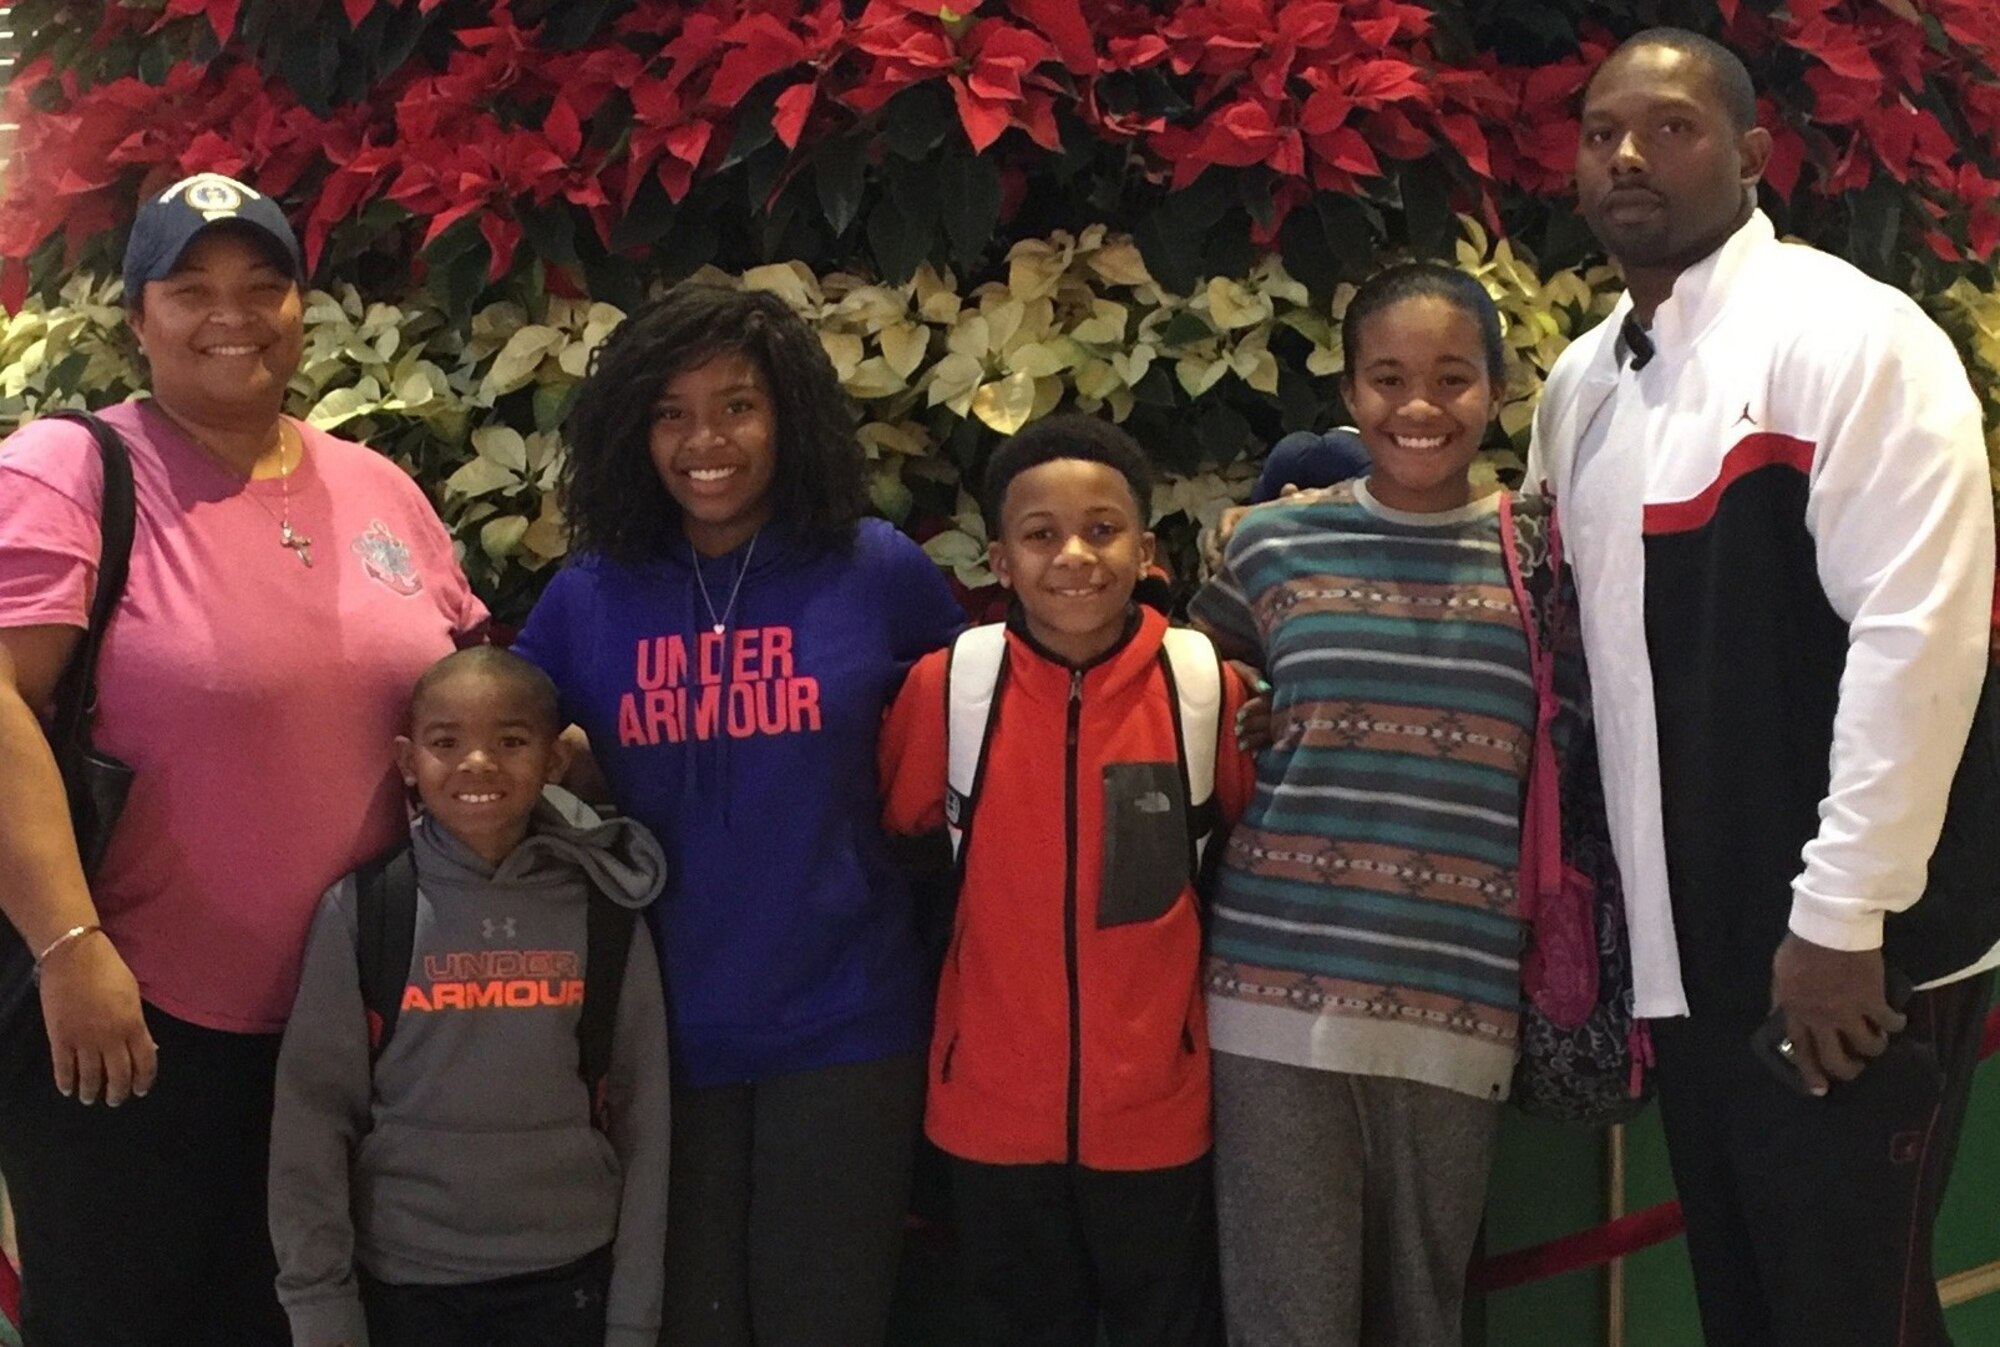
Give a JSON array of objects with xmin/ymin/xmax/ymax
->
[
  {"xmin": 157, "ymin": 407, "xmax": 314, "ymax": 567},
  {"xmin": 234, "ymin": 423, "xmax": 313, "ymax": 566}
]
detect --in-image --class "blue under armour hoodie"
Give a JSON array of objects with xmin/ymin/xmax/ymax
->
[{"xmin": 514, "ymin": 517, "xmax": 964, "ymax": 1086}]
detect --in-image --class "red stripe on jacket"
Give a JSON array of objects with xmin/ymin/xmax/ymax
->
[{"xmin": 1643, "ymin": 432, "xmax": 1816, "ymax": 536}]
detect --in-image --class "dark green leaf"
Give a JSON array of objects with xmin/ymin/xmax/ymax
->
[
  {"xmin": 611, "ymin": 174, "xmax": 679, "ymax": 250},
  {"xmin": 532, "ymin": 379, "xmax": 579, "ymax": 432},
  {"xmin": 886, "ymin": 158, "xmax": 941, "ymax": 234},
  {"xmin": 1134, "ymin": 212, "xmax": 1202, "ymax": 295},
  {"xmin": 581, "ymin": 252, "xmax": 648, "ymax": 312},
  {"xmin": 657, "ymin": 205, "xmax": 721, "ymax": 277},
  {"xmin": 884, "ymin": 84, "xmax": 954, "ymax": 161},
  {"xmin": 939, "ymin": 154, "xmax": 1002, "ymax": 271},
  {"xmin": 1239, "ymin": 168, "xmax": 1278, "ymax": 234},
  {"xmin": 1399, "ymin": 162, "xmax": 1455, "ymax": 259},
  {"xmin": 434, "ymin": 234, "xmax": 494, "ymax": 326},
  {"xmin": 946, "ymin": 415, "xmax": 986, "ymax": 474},
  {"xmin": 1532, "ymin": 205, "xmax": 1600, "ymax": 273},
  {"xmin": 367, "ymin": 5, "xmax": 431, "ymax": 82},
  {"xmin": 759, "ymin": 194, "xmax": 800, "ymax": 259},
  {"xmin": 1135, "ymin": 173, "xmax": 1239, "ymax": 293},
  {"xmin": 742, "ymin": 141, "xmax": 790, "ymax": 214},
  {"xmin": 720, "ymin": 87, "xmax": 781, "ymax": 171},
  {"xmin": 867, "ymin": 197, "xmax": 930, "ymax": 285},
  {"xmin": 537, "ymin": 0, "xmax": 628, "ymax": 49},
  {"xmin": 518, "ymin": 203, "xmax": 581, "ymax": 268},
  {"xmin": 1846, "ymin": 177, "xmax": 1904, "ymax": 283},
  {"xmin": 1194, "ymin": 401, "xmax": 1257, "ymax": 469},
  {"xmin": 1278, "ymin": 205, "xmax": 1340, "ymax": 301},
  {"xmin": 1276, "ymin": 365, "xmax": 1329, "ymax": 434},
  {"xmin": 278, "ymin": 27, "xmax": 340, "ymax": 117},
  {"xmin": 137, "ymin": 41, "xmax": 172, "ymax": 85},
  {"xmin": 47, "ymin": 350, "xmax": 90, "ymax": 394},
  {"xmin": 814, "ymin": 133, "xmax": 870, "ymax": 238},
  {"xmin": 1158, "ymin": 310, "xmax": 1213, "ymax": 346},
  {"xmin": 1131, "ymin": 364, "xmax": 1180, "ymax": 409},
  {"xmin": 1148, "ymin": 413, "xmax": 1207, "ymax": 476}
]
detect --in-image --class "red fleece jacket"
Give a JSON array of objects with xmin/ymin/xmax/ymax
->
[{"xmin": 880, "ymin": 606, "xmax": 1254, "ymax": 1170}]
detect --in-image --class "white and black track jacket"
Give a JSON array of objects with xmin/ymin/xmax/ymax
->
[{"xmin": 1528, "ymin": 210, "xmax": 2000, "ymax": 1023}]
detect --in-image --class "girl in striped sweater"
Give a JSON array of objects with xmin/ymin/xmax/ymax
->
[{"xmin": 1193, "ymin": 263, "xmax": 1541, "ymax": 1347}]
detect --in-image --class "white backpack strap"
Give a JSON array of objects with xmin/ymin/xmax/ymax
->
[
  {"xmin": 1159, "ymin": 627, "xmax": 1224, "ymax": 866},
  {"xmin": 944, "ymin": 624, "xmax": 1009, "ymax": 861}
]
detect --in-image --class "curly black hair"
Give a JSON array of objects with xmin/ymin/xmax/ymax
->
[
  {"xmin": 980, "ymin": 412, "xmax": 1155, "ymax": 538},
  {"xmin": 559, "ymin": 282, "xmax": 868, "ymax": 563}
]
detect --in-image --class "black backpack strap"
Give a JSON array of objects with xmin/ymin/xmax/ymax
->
[
  {"xmin": 578, "ymin": 886, "xmax": 636, "ymax": 1129},
  {"xmin": 355, "ymin": 845, "xmax": 418, "ymax": 1062},
  {"xmin": 45, "ymin": 410, "xmax": 135, "ymax": 751}
]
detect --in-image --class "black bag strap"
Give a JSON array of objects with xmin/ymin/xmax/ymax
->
[
  {"xmin": 44, "ymin": 411, "xmax": 135, "ymax": 752},
  {"xmin": 355, "ymin": 844, "xmax": 419, "ymax": 1061},
  {"xmin": 579, "ymin": 889, "xmax": 635, "ymax": 1128}
]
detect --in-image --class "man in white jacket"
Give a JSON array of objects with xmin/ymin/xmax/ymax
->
[{"xmin": 1527, "ymin": 27, "xmax": 1999, "ymax": 1347}]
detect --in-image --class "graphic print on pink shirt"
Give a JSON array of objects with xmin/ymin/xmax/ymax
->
[{"xmin": 351, "ymin": 518, "xmax": 427, "ymax": 596}]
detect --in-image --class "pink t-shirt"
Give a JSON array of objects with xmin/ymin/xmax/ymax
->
[{"xmin": 0, "ymin": 401, "xmax": 487, "ymax": 1032}]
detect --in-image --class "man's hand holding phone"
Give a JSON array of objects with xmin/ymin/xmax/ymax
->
[{"xmin": 1752, "ymin": 937, "xmax": 1912, "ymax": 1097}]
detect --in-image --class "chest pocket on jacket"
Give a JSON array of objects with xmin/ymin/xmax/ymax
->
[{"xmin": 1098, "ymin": 761, "xmax": 1192, "ymax": 928}]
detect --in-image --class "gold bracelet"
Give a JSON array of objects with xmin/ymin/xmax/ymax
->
[{"xmin": 31, "ymin": 923, "xmax": 104, "ymax": 982}]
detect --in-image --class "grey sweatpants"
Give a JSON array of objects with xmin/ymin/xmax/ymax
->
[{"xmin": 1211, "ymin": 1052, "xmax": 1499, "ymax": 1347}]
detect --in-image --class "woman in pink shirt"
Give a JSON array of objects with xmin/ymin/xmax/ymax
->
[{"xmin": 0, "ymin": 174, "xmax": 485, "ymax": 1345}]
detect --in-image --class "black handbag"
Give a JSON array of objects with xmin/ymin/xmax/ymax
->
[{"xmin": 0, "ymin": 410, "xmax": 137, "ymax": 1025}]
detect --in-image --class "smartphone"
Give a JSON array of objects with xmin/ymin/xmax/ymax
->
[{"xmin": 1749, "ymin": 966, "xmax": 1915, "ymax": 1095}]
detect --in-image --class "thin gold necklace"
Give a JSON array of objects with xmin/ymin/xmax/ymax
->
[
  {"xmin": 162, "ymin": 407, "xmax": 314, "ymax": 567},
  {"xmin": 233, "ymin": 422, "xmax": 313, "ymax": 566}
]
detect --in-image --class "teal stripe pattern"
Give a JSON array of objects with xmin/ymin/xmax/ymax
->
[{"xmin": 1191, "ymin": 486, "xmax": 1537, "ymax": 1058}]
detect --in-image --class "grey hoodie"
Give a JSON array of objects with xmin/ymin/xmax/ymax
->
[{"xmin": 269, "ymin": 788, "xmax": 670, "ymax": 1347}]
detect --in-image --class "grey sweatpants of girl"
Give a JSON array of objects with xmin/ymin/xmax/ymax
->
[{"xmin": 1212, "ymin": 1052, "xmax": 1500, "ymax": 1347}]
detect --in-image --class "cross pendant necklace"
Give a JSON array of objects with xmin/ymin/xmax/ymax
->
[
  {"xmin": 280, "ymin": 519, "xmax": 313, "ymax": 567},
  {"xmin": 159, "ymin": 407, "xmax": 313, "ymax": 566},
  {"xmin": 265, "ymin": 425, "xmax": 311, "ymax": 566}
]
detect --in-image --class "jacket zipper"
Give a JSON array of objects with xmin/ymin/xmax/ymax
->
[{"xmin": 1064, "ymin": 667, "xmax": 1083, "ymax": 1163}]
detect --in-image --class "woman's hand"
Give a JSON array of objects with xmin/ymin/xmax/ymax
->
[
  {"xmin": 0, "ymin": 626, "xmax": 156, "ymax": 1104},
  {"xmin": 1229, "ymin": 660, "xmax": 1274, "ymax": 753},
  {"xmin": 38, "ymin": 930, "xmax": 156, "ymax": 1105}
]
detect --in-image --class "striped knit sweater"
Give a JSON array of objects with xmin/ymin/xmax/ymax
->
[{"xmin": 1191, "ymin": 480, "xmax": 1535, "ymax": 1100}]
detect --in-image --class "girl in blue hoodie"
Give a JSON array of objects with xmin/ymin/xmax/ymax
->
[{"xmin": 512, "ymin": 282, "xmax": 963, "ymax": 1347}]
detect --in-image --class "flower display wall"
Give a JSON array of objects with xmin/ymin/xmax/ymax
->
[{"xmin": 2, "ymin": 0, "xmax": 1997, "ymax": 616}]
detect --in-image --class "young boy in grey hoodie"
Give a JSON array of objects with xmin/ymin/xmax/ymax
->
[{"xmin": 269, "ymin": 647, "xmax": 670, "ymax": 1347}]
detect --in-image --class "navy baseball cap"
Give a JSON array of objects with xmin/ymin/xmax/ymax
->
[{"xmin": 122, "ymin": 172, "xmax": 304, "ymax": 301}]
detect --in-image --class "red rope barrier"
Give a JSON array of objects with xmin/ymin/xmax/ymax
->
[
  {"xmin": 1470, "ymin": 1200, "xmax": 1687, "ymax": 1295},
  {"xmin": 1468, "ymin": 1002, "xmax": 2000, "ymax": 1295}
]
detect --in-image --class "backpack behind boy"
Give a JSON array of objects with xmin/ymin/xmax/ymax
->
[
  {"xmin": 941, "ymin": 623, "xmax": 1225, "ymax": 879},
  {"xmin": 352, "ymin": 845, "xmax": 635, "ymax": 1128}
]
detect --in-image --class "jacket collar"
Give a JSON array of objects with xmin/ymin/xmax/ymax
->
[
  {"xmin": 1000, "ymin": 602, "xmax": 1166, "ymax": 704},
  {"xmin": 1635, "ymin": 209, "xmax": 1774, "ymax": 366}
]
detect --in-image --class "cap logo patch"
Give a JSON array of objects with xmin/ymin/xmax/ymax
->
[{"xmin": 168, "ymin": 173, "xmax": 256, "ymax": 221}]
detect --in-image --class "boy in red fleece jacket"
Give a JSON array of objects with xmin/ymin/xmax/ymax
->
[{"xmin": 880, "ymin": 414, "xmax": 1254, "ymax": 1347}]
